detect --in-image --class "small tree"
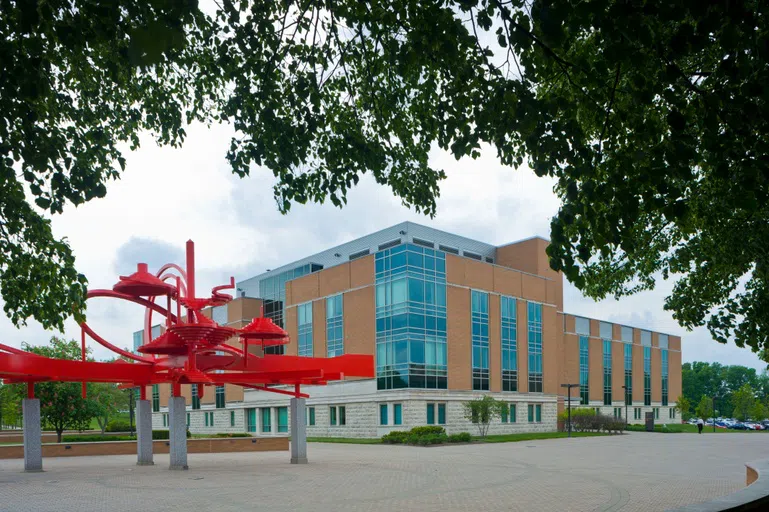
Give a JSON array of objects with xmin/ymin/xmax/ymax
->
[
  {"xmin": 25, "ymin": 337, "xmax": 97, "ymax": 442},
  {"xmin": 675, "ymin": 395, "xmax": 691, "ymax": 421},
  {"xmin": 91, "ymin": 383, "xmax": 129, "ymax": 434},
  {"xmin": 696, "ymin": 396, "xmax": 714, "ymax": 421},
  {"xmin": 749, "ymin": 402, "xmax": 767, "ymax": 422},
  {"xmin": 732, "ymin": 384, "xmax": 756, "ymax": 421},
  {"xmin": 463, "ymin": 396, "xmax": 504, "ymax": 438}
]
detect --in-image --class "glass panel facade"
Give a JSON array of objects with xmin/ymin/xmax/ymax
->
[
  {"xmin": 212, "ymin": 305, "xmax": 227, "ymax": 325},
  {"xmin": 215, "ymin": 385, "xmax": 225, "ymax": 408},
  {"xmin": 603, "ymin": 339, "xmax": 612, "ymax": 406},
  {"xmin": 661, "ymin": 349, "xmax": 669, "ymax": 406},
  {"xmin": 326, "ymin": 294, "xmax": 344, "ymax": 357},
  {"xmin": 624, "ymin": 343, "xmax": 632, "ymax": 405},
  {"xmin": 471, "ymin": 290, "xmax": 489, "ymax": 391},
  {"xmin": 375, "ymin": 244, "xmax": 447, "ymax": 390},
  {"xmin": 501, "ymin": 296, "xmax": 517, "ymax": 391},
  {"xmin": 258, "ymin": 263, "xmax": 323, "ymax": 354},
  {"xmin": 579, "ymin": 336, "xmax": 589, "ymax": 404},
  {"xmin": 133, "ymin": 331, "xmax": 143, "ymax": 353},
  {"xmin": 277, "ymin": 407, "xmax": 288, "ymax": 433},
  {"xmin": 297, "ymin": 302, "xmax": 313, "ymax": 357},
  {"xmin": 394, "ymin": 404, "xmax": 402, "ymax": 425},
  {"xmin": 528, "ymin": 302, "xmax": 543, "ymax": 393},
  {"xmin": 644, "ymin": 346, "xmax": 652, "ymax": 406}
]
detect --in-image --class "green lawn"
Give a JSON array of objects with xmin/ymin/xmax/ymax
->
[{"xmin": 626, "ymin": 423, "xmax": 769, "ymax": 434}]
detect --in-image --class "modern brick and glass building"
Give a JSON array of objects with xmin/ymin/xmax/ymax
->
[{"xmin": 140, "ymin": 222, "xmax": 682, "ymax": 437}]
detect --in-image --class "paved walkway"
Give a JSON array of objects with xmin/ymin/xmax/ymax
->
[{"xmin": 0, "ymin": 432, "xmax": 765, "ymax": 512}]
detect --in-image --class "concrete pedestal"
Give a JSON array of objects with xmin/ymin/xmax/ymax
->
[
  {"xmin": 168, "ymin": 396, "xmax": 188, "ymax": 470},
  {"xmin": 290, "ymin": 397, "xmax": 307, "ymax": 464},
  {"xmin": 22, "ymin": 398, "xmax": 42, "ymax": 472},
  {"xmin": 135, "ymin": 399, "xmax": 154, "ymax": 466}
]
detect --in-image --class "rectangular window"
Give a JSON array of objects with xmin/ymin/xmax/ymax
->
[
  {"xmin": 579, "ymin": 336, "xmax": 589, "ymax": 404},
  {"xmin": 204, "ymin": 411, "xmax": 214, "ymax": 427},
  {"xmin": 163, "ymin": 414, "xmax": 167, "ymax": 427},
  {"xmin": 212, "ymin": 305, "xmax": 228, "ymax": 325},
  {"xmin": 246, "ymin": 409, "xmax": 256, "ymax": 433},
  {"xmin": 536, "ymin": 404, "xmax": 542, "ymax": 423},
  {"xmin": 308, "ymin": 407, "xmax": 316, "ymax": 426},
  {"xmin": 614, "ymin": 407, "xmax": 622, "ymax": 419},
  {"xmin": 215, "ymin": 385, "xmax": 225, "ymax": 409},
  {"xmin": 394, "ymin": 404, "xmax": 402, "ymax": 425},
  {"xmin": 634, "ymin": 408, "xmax": 641, "ymax": 420},
  {"xmin": 230, "ymin": 410, "xmax": 235, "ymax": 427},
  {"xmin": 600, "ymin": 321, "xmax": 613, "ymax": 340},
  {"xmin": 471, "ymin": 290, "xmax": 490, "ymax": 391},
  {"xmin": 330, "ymin": 406, "xmax": 337, "ymax": 426},
  {"xmin": 297, "ymin": 302, "xmax": 313, "ymax": 357},
  {"xmin": 261, "ymin": 408, "xmax": 272, "ymax": 433},
  {"xmin": 661, "ymin": 349, "xmax": 669, "ymax": 406},
  {"xmin": 380, "ymin": 404, "xmax": 388, "ymax": 425},
  {"xmin": 509, "ymin": 404, "xmax": 517, "ymax": 423},
  {"xmin": 375, "ymin": 244, "xmax": 448, "ymax": 390},
  {"xmin": 528, "ymin": 404, "xmax": 534, "ymax": 422},
  {"xmin": 575, "ymin": 317, "xmax": 590, "ymax": 335},
  {"xmin": 277, "ymin": 407, "xmax": 288, "ymax": 433},
  {"xmin": 654, "ymin": 407, "xmax": 659, "ymax": 420},
  {"xmin": 192, "ymin": 384, "xmax": 200, "ymax": 410},
  {"xmin": 624, "ymin": 343, "xmax": 632, "ymax": 406},
  {"xmin": 621, "ymin": 326, "xmax": 633, "ymax": 343},
  {"xmin": 659, "ymin": 333, "xmax": 669, "ymax": 349},
  {"xmin": 644, "ymin": 346, "xmax": 652, "ymax": 406},
  {"xmin": 528, "ymin": 303, "xmax": 543, "ymax": 393},
  {"xmin": 339, "ymin": 406, "xmax": 346, "ymax": 426},
  {"xmin": 152, "ymin": 384, "xmax": 160, "ymax": 412},
  {"xmin": 603, "ymin": 339, "xmax": 612, "ymax": 406},
  {"xmin": 326, "ymin": 294, "xmax": 344, "ymax": 357},
  {"xmin": 501, "ymin": 404, "xmax": 508, "ymax": 423},
  {"xmin": 501, "ymin": 296, "xmax": 517, "ymax": 392},
  {"xmin": 438, "ymin": 403, "xmax": 446, "ymax": 425},
  {"xmin": 186, "ymin": 412, "xmax": 190, "ymax": 427},
  {"xmin": 204, "ymin": 412, "xmax": 208, "ymax": 427},
  {"xmin": 641, "ymin": 330, "xmax": 652, "ymax": 347},
  {"xmin": 427, "ymin": 403, "xmax": 435, "ymax": 425}
]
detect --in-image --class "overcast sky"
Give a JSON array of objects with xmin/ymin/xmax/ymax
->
[{"xmin": 1, "ymin": 121, "xmax": 763, "ymax": 370}]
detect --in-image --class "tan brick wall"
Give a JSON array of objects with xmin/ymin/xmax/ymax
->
[
  {"xmin": 319, "ymin": 264, "xmax": 351, "ymax": 298},
  {"xmin": 589, "ymin": 337, "xmax": 603, "ymax": 403},
  {"xmin": 564, "ymin": 314, "xmax": 576, "ymax": 333},
  {"xmin": 652, "ymin": 347, "xmax": 662, "ymax": 402},
  {"xmin": 447, "ymin": 286, "xmax": 471, "ymax": 390},
  {"xmin": 489, "ymin": 294, "xmax": 501, "ymax": 392},
  {"xmin": 350, "ymin": 255, "xmax": 374, "ymax": 288},
  {"xmin": 669, "ymin": 335, "xmax": 682, "ymax": 351},
  {"xmin": 496, "ymin": 237, "xmax": 563, "ymax": 310},
  {"xmin": 521, "ymin": 273, "xmax": 547, "ymax": 303},
  {"xmin": 313, "ymin": 299, "xmax": 326, "ymax": 358},
  {"xmin": 612, "ymin": 340, "xmax": 625, "ymax": 402},
  {"xmin": 561, "ymin": 333, "xmax": 580, "ymax": 392},
  {"xmin": 464, "ymin": 258, "xmax": 494, "ymax": 290},
  {"xmin": 543, "ymin": 306, "xmax": 559, "ymax": 394},
  {"xmin": 517, "ymin": 298, "xmax": 528, "ymax": 390},
  {"xmin": 287, "ymin": 273, "xmax": 320, "ymax": 306},
  {"xmin": 445, "ymin": 254, "xmax": 465, "ymax": 284},
  {"xmin": 492, "ymin": 266, "xmax": 522, "ymax": 297},
  {"xmin": 227, "ymin": 297, "xmax": 262, "ymax": 324},
  {"xmin": 669, "ymin": 349, "xmax": 682, "ymax": 402},
  {"xmin": 344, "ymin": 287, "xmax": 375, "ymax": 357}
]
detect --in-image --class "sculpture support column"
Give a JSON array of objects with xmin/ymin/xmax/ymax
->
[
  {"xmin": 290, "ymin": 397, "xmax": 307, "ymax": 464},
  {"xmin": 136, "ymin": 399, "xmax": 153, "ymax": 466},
  {"xmin": 168, "ymin": 396, "xmax": 188, "ymax": 470},
  {"xmin": 22, "ymin": 398, "xmax": 42, "ymax": 472}
]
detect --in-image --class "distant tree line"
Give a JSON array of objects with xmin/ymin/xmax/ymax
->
[{"xmin": 682, "ymin": 362, "xmax": 769, "ymax": 421}]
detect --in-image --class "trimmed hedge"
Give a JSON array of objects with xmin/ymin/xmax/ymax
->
[
  {"xmin": 381, "ymin": 426, "xmax": 469, "ymax": 446},
  {"xmin": 557, "ymin": 408, "xmax": 625, "ymax": 434},
  {"xmin": 105, "ymin": 420, "xmax": 132, "ymax": 432},
  {"xmin": 61, "ymin": 430, "xmax": 191, "ymax": 443}
]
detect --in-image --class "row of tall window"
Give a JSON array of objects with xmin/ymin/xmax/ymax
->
[{"xmin": 164, "ymin": 410, "xmax": 238, "ymax": 428}]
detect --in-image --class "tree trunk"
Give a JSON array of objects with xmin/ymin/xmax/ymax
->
[{"xmin": 56, "ymin": 429, "xmax": 63, "ymax": 443}]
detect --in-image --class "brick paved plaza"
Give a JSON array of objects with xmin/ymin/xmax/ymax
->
[{"xmin": 0, "ymin": 432, "xmax": 766, "ymax": 512}]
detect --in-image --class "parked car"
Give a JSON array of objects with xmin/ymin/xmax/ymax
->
[{"xmin": 730, "ymin": 422, "xmax": 749, "ymax": 430}]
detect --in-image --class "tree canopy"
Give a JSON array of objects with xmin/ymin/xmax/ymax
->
[
  {"xmin": 1, "ymin": 1, "xmax": 767, "ymax": 351},
  {"xmin": 682, "ymin": 361, "xmax": 769, "ymax": 419}
]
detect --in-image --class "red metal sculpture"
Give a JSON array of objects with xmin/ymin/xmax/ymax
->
[{"xmin": 0, "ymin": 241, "xmax": 374, "ymax": 400}]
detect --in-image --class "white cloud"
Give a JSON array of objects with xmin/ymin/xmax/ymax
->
[{"xmin": 1, "ymin": 121, "xmax": 762, "ymax": 370}]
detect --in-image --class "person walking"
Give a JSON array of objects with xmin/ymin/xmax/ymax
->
[{"xmin": 697, "ymin": 417, "xmax": 704, "ymax": 434}]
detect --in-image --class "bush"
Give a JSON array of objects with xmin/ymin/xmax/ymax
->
[
  {"xmin": 381, "ymin": 431, "xmax": 409, "ymax": 444},
  {"xmin": 151, "ymin": 430, "xmax": 191, "ymax": 440},
  {"xmin": 105, "ymin": 420, "xmax": 132, "ymax": 432},
  {"xmin": 447, "ymin": 432, "xmax": 472, "ymax": 443},
  {"xmin": 210, "ymin": 432, "xmax": 252, "ymax": 438},
  {"xmin": 409, "ymin": 426, "xmax": 446, "ymax": 436},
  {"xmin": 62, "ymin": 435, "xmax": 135, "ymax": 443}
]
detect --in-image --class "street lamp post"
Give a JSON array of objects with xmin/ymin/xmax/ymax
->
[
  {"xmin": 622, "ymin": 385, "xmax": 628, "ymax": 430},
  {"xmin": 561, "ymin": 384, "xmax": 579, "ymax": 438},
  {"xmin": 713, "ymin": 396, "xmax": 717, "ymax": 433}
]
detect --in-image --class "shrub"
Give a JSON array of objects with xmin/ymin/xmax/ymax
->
[
  {"xmin": 105, "ymin": 420, "xmax": 132, "ymax": 432},
  {"xmin": 381, "ymin": 431, "xmax": 409, "ymax": 444},
  {"xmin": 447, "ymin": 432, "xmax": 472, "ymax": 443},
  {"xmin": 409, "ymin": 426, "xmax": 446, "ymax": 436},
  {"xmin": 62, "ymin": 435, "xmax": 135, "ymax": 443}
]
